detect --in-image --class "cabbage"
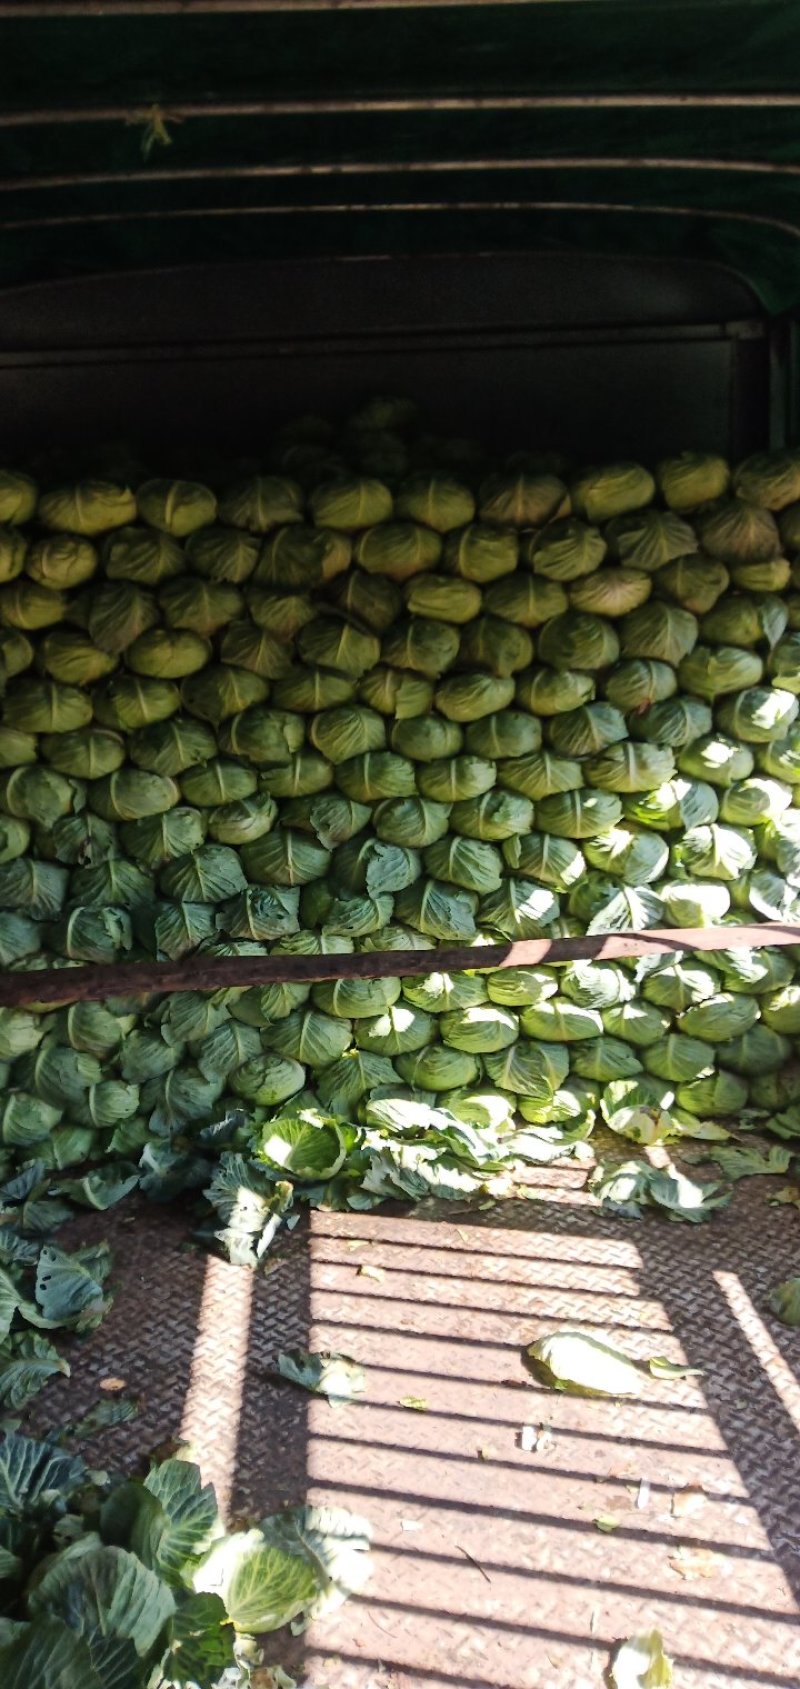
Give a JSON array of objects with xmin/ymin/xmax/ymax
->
[
  {"xmin": 230, "ymin": 1055, "xmax": 306, "ymax": 1106},
  {"xmin": 767, "ymin": 632, "xmax": 800, "ymax": 695},
  {"xmin": 218, "ymin": 886, "xmax": 299, "ymax": 940},
  {"xmin": 247, "ymin": 591, "xmax": 315, "ymax": 642},
  {"xmin": 29, "ymin": 533, "xmax": 98, "ymax": 589},
  {"xmin": 672, "ymin": 822, "xmax": 757, "ymax": 881},
  {"xmin": 459, "ymin": 615, "xmax": 533, "ymax": 676},
  {"xmin": 394, "ymin": 474, "xmax": 475, "ymax": 532},
  {"xmin": 537, "ymin": 789, "xmax": 623, "ymax": 838},
  {"xmin": 355, "ymin": 522, "xmax": 441, "ymax": 581},
  {"xmin": 137, "ymin": 479, "xmax": 217, "ymax": 536},
  {"xmin": 675, "ymin": 1070, "xmax": 748, "ymax": 1115},
  {"xmin": 436, "ymin": 673, "xmax": 516, "ymax": 721},
  {"xmin": 569, "ymin": 875, "xmax": 664, "ymax": 934},
  {"xmin": 40, "ymin": 479, "xmax": 137, "ymax": 535},
  {"xmin": 84, "ymin": 581, "xmax": 159, "ymax": 653},
  {"xmin": 180, "ymin": 760, "xmax": 257, "ymax": 806},
  {"xmin": 403, "ymin": 971, "xmax": 487, "ymax": 1014},
  {"xmin": 561, "ymin": 961, "xmax": 634, "ymax": 1009},
  {"xmin": 0, "ymin": 468, "xmax": 37, "ymax": 525},
  {"xmin": 241, "ymin": 829, "xmax": 330, "ymax": 886},
  {"xmin": 450, "ymin": 790, "xmax": 533, "ymax": 840},
  {"xmin": 372, "ymin": 796, "xmax": 451, "ymax": 847},
  {"xmin": 355, "ymin": 1003, "xmax": 434, "ymax": 1057},
  {"xmin": 678, "ymin": 992, "xmax": 759, "ymax": 1041},
  {"xmin": 479, "ymin": 469, "xmax": 567, "ymax": 527},
  {"xmin": 297, "ymin": 617, "xmax": 380, "ymax": 679},
  {"xmin": 220, "ymin": 708, "xmax": 306, "ymax": 766},
  {"xmin": 404, "ymin": 574, "xmax": 481, "ymax": 623},
  {"xmin": 127, "ymin": 628, "xmax": 212, "ymax": 678},
  {"xmin": 503, "ymin": 832, "xmax": 585, "ymax": 889},
  {"xmin": 548, "ymin": 703, "xmax": 627, "ymax": 757},
  {"xmin": 571, "ymin": 463, "xmax": 655, "ymax": 522},
  {"xmin": 528, "ymin": 517, "xmax": 606, "ymax": 583},
  {"xmin": 607, "ymin": 509, "xmax": 697, "ymax": 572},
  {"xmin": 0, "ymin": 858, "xmax": 68, "ymax": 919},
  {"xmin": 538, "ymin": 612, "xmax": 619, "ymax": 672},
  {"xmin": 479, "ymin": 878, "xmax": 559, "ymax": 937},
  {"xmin": 733, "ymin": 450, "xmax": 800, "ymax": 510},
  {"xmin": 484, "ymin": 574, "xmax": 567, "ymax": 626},
  {"xmin": 383, "ymin": 617, "xmax": 461, "ymax": 678},
  {"xmin": 486, "ymin": 967, "xmax": 558, "ymax": 1007},
  {"xmin": 440, "ymin": 1004, "xmax": 519, "ymax": 1053},
  {"xmin": 443, "ymin": 523, "xmax": 518, "ymax": 582},
  {"xmin": 628, "ymin": 697, "xmax": 712, "ymax": 748},
  {"xmin": 717, "ymin": 687, "xmax": 799, "ymax": 743},
  {"xmin": 656, "ymin": 452, "xmax": 730, "ymax": 511},
  {"xmin": 572, "ymin": 1037, "xmax": 642, "ymax": 1082},
  {"xmin": 516, "ymin": 667, "xmax": 595, "ymax": 715},
  {"xmin": 724, "ymin": 1025, "xmax": 792, "ymax": 1074},
  {"xmin": 103, "ymin": 526, "xmax": 183, "ymax": 587},
  {"xmin": 394, "ymin": 879, "xmax": 477, "ymax": 940},
  {"xmin": 89, "ymin": 770, "xmax": 180, "ymax": 822},
  {"xmin": 498, "ymin": 749, "xmax": 583, "ymax": 800},
  {"xmin": 424, "ymin": 835, "xmax": 503, "ymax": 894},
  {"xmin": 641, "ymin": 960, "xmax": 721, "ymax": 1012},
  {"xmin": 700, "ymin": 592, "xmax": 786, "ymax": 649},
  {"xmin": 730, "ymin": 558, "xmax": 791, "ymax": 594},
  {"xmin": 720, "ymin": 777, "xmax": 792, "ymax": 825},
  {"xmin": 583, "ymin": 825, "xmax": 668, "ymax": 884},
  {"xmin": 678, "ymin": 644, "xmax": 763, "ymax": 701},
  {"xmin": 94, "ymin": 674, "xmax": 181, "ymax": 729},
  {"xmin": 624, "ymin": 777, "xmax": 719, "ymax": 831},
  {"xmin": 643, "ymin": 1034, "xmax": 715, "ymax": 1082},
  {"xmin": 677, "ymin": 733, "xmax": 754, "ymax": 786},
  {"xmin": 659, "ymin": 880, "xmax": 730, "ymax": 926},
  {"xmin": 161, "ymin": 577, "xmax": 244, "ymax": 636},
  {"xmin": 417, "ymin": 756, "xmax": 495, "ymax": 803},
  {"xmin": 38, "ymin": 628, "xmax": 116, "ymax": 684},
  {"xmin": 696, "ymin": 499, "xmax": 780, "ymax": 562},
  {"xmin": 464, "ymin": 710, "xmax": 540, "ymax": 758},
  {"xmin": 603, "ymin": 662, "xmax": 677, "ymax": 715},
  {"xmin": 395, "ymin": 1045, "xmax": 480, "ymax": 1091},
  {"xmin": 603, "ymin": 999, "xmax": 670, "ymax": 1046},
  {"xmin": 0, "ymin": 765, "xmax": 81, "ymax": 827},
  {"xmin": 254, "ymin": 523, "xmax": 347, "ymax": 591},
  {"xmin": 359, "ymin": 665, "xmax": 433, "ymax": 718},
  {"xmin": 0, "ymin": 579, "xmax": 67, "ymax": 628},
  {"xmin": 619, "ymin": 602, "xmax": 698, "ymax": 666},
  {"xmin": 585, "ymin": 743, "xmax": 675, "ymax": 793},
  {"xmin": 654, "ymin": 556, "xmax": 729, "ymax": 615},
  {"xmin": 4, "ymin": 677, "xmax": 93, "ymax": 733},
  {"xmin": 483, "ymin": 1039, "xmax": 570, "ymax": 1097},
  {"xmin": 331, "ymin": 569, "xmax": 402, "ymax": 632},
  {"xmin": 571, "ymin": 563, "xmax": 653, "ymax": 618},
  {"xmin": 218, "ymin": 474, "xmax": 304, "ymax": 533},
  {"xmin": 185, "ymin": 526, "xmax": 259, "ymax": 584}
]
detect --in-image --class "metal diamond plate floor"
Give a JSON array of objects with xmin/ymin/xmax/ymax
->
[{"xmin": 27, "ymin": 1169, "xmax": 800, "ymax": 1689}]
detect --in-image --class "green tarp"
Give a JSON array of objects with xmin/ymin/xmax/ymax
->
[{"xmin": 2, "ymin": 0, "xmax": 800, "ymax": 308}]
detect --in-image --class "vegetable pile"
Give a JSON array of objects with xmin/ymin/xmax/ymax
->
[
  {"xmin": 0, "ymin": 1431, "xmax": 371, "ymax": 1685},
  {"xmin": 2, "ymin": 410, "xmax": 800, "ymax": 1216}
]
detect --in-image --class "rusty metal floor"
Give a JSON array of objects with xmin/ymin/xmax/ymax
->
[{"xmin": 27, "ymin": 1167, "xmax": 800, "ymax": 1689}]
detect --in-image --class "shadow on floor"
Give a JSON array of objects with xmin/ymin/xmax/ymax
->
[{"xmin": 27, "ymin": 1176, "xmax": 800, "ymax": 1689}]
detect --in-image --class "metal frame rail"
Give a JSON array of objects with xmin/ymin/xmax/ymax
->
[{"xmin": 2, "ymin": 922, "xmax": 799, "ymax": 1010}]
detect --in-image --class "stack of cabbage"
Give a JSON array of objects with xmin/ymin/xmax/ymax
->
[{"xmin": 2, "ymin": 411, "xmax": 800, "ymax": 1179}]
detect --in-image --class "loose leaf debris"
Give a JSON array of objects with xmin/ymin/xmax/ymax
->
[
  {"xmin": 590, "ymin": 1158, "xmax": 731, "ymax": 1222},
  {"xmin": 766, "ymin": 1276, "xmax": 800, "ymax": 1326},
  {"xmin": 609, "ymin": 1630, "xmax": 674, "ymax": 1687},
  {"xmin": 671, "ymin": 1484, "xmax": 706, "ymax": 1520},
  {"xmin": 276, "ymin": 1349, "xmax": 366, "ymax": 1407},
  {"xmin": 527, "ymin": 1331, "xmax": 703, "ymax": 1398},
  {"xmin": 668, "ymin": 1544, "xmax": 725, "ymax": 1581}
]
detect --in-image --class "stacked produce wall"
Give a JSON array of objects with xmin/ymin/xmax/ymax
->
[{"xmin": 2, "ymin": 405, "xmax": 800, "ymax": 1180}]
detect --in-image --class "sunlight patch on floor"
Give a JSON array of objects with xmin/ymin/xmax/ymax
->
[{"xmin": 180, "ymin": 1252, "xmax": 254, "ymax": 1514}]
